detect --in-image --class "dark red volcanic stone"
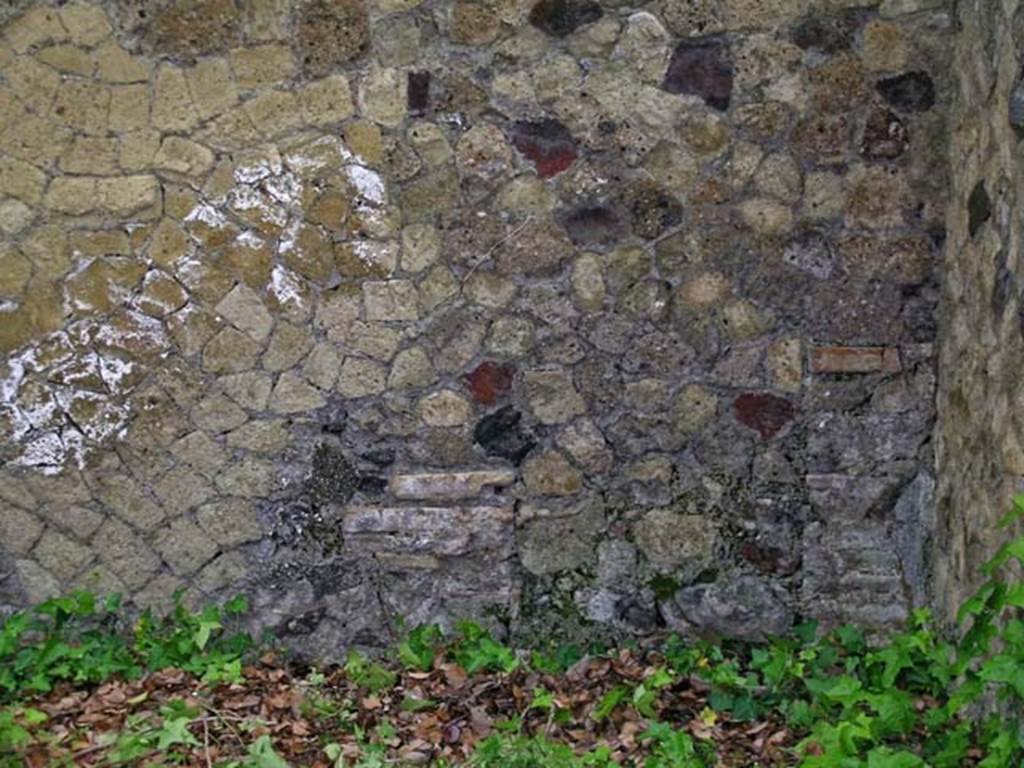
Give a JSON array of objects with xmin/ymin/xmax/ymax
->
[
  {"xmin": 464, "ymin": 361, "xmax": 515, "ymax": 405},
  {"xmin": 733, "ymin": 393, "xmax": 795, "ymax": 439},
  {"xmin": 663, "ymin": 39, "xmax": 734, "ymax": 112},
  {"xmin": 510, "ymin": 119, "xmax": 578, "ymax": 178}
]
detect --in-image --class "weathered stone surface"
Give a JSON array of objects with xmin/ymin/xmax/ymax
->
[
  {"xmin": 389, "ymin": 470, "xmax": 516, "ymax": 500},
  {"xmin": 528, "ymin": 0, "xmax": 603, "ymax": 37},
  {"xmin": 663, "ymin": 39, "xmax": 733, "ymax": 111},
  {"xmin": 810, "ymin": 346, "xmax": 901, "ymax": 375},
  {"xmin": 663, "ymin": 575, "xmax": 794, "ymax": 641},
  {"xmin": 295, "ymin": 0, "xmax": 370, "ymax": 76},
  {"xmin": 876, "ymin": 71, "xmax": 936, "ymax": 112},
  {"xmin": 0, "ymin": 0, "xmax": 951, "ymax": 647},
  {"xmin": 634, "ymin": 509, "xmax": 715, "ymax": 578},
  {"xmin": 510, "ymin": 119, "xmax": 578, "ymax": 178},
  {"xmin": 525, "ymin": 370, "xmax": 586, "ymax": 424},
  {"xmin": 473, "ymin": 406, "xmax": 537, "ymax": 464},
  {"xmin": 522, "ymin": 451, "xmax": 583, "ymax": 496}
]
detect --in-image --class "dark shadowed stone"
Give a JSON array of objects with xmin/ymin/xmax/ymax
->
[
  {"xmin": 464, "ymin": 361, "xmax": 515, "ymax": 405},
  {"xmin": 661, "ymin": 575, "xmax": 794, "ymax": 641},
  {"xmin": 1010, "ymin": 76, "xmax": 1024, "ymax": 129},
  {"xmin": 295, "ymin": 0, "xmax": 371, "ymax": 77},
  {"xmin": 408, "ymin": 71, "xmax": 431, "ymax": 117},
  {"xmin": 510, "ymin": 119, "xmax": 578, "ymax": 178},
  {"xmin": 861, "ymin": 107, "xmax": 908, "ymax": 160},
  {"xmin": 992, "ymin": 242, "xmax": 1013, "ymax": 321},
  {"xmin": 362, "ymin": 447, "xmax": 396, "ymax": 466},
  {"xmin": 560, "ymin": 205, "xmax": 625, "ymax": 249},
  {"xmin": 621, "ymin": 181, "xmax": 683, "ymax": 240},
  {"xmin": 307, "ymin": 443, "xmax": 359, "ymax": 507},
  {"xmin": 876, "ymin": 71, "xmax": 936, "ymax": 113},
  {"xmin": 474, "ymin": 406, "xmax": 536, "ymax": 464},
  {"xmin": 734, "ymin": 393, "xmax": 795, "ymax": 440},
  {"xmin": 319, "ymin": 402, "xmax": 348, "ymax": 434},
  {"xmin": 528, "ymin": 0, "xmax": 603, "ymax": 37},
  {"xmin": 357, "ymin": 475, "xmax": 387, "ymax": 496},
  {"xmin": 968, "ymin": 180, "xmax": 992, "ymax": 238},
  {"xmin": 663, "ymin": 39, "xmax": 733, "ymax": 112},
  {"xmin": 790, "ymin": 11, "xmax": 863, "ymax": 54}
]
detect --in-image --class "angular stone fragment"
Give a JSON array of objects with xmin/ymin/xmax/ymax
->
[
  {"xmin": 528, "ymin": 0, "xmax": 603, "ymax": 37},
  {"xmin": 733, "ymin": 393, "xmax": 795, "ymax": 439},
  {"xmin": 634, "ymin": 509, "xmax": 715, "ymax": 577},
  {"xmin": 363, "ymin": 280, "xmax": 420, "ymax": 321},
  {"xmin": 463, "ymin": 361, "xmax": 514, "ymax": 405},
  {"xmin": 560, "ymin": 205, "xmax": 625, "ymax": 249},
  {"xmin": 389, "ymin": 469, "xmax": 516, "ymax": 500},
  {"xmin": 525, "ymin": 370, "xmax": 586, "ymax": 424},
  {"xmin": 790, "ymin": 11, "xmax": 861, "ymax": 53},
  {"xmin": 810, "ymin": 346, "xmax": 901, "ymax": 374},
  {"xmin": 153, "ymin": 136, "xmax": 215, "ymax": 179},
  {"xmin": 418, "ymin": 389, "xmax": 473, "ymax": 426},
  {"xmin": 876, "ymin": 71, "xmax": 935, "ymax": 112},
  {"xmin": 662, "ymin": 575, "xmax": 793, "ymax": 641},
  {"xmin": 295, "ymin": 0, "xmax": 370, "ymax": 75},
  {"xmin": 522, "ymin": 451, "xmax": 582, "ymax": 496},
  {"xmin": 216, "ymin": 284, "xmax": 274, "ymax": 342},
  {"xmin": 270, "ymin": 371, "xmax": 326, "ymax": 413},
  {"xmin": 663, "ymin": 39, "xmax": 733, "ymax": 111},
  {"xmin": 621, "ymin": 180, "xmax": 683, "ymax": 240},
  {"xmin": 510, "ymin": 119, "xmax": 578, "ymax": 178},
  {"xmin": 146, "ymin": 0, "xmax": 242, "ymax": 56},
  {"xmin": 474, "ymin": 406, "xmax": 537, "ymax": 464},
  {"xmin": 337, "ymin": 357, "xmax": 387, "ymax": 398}
]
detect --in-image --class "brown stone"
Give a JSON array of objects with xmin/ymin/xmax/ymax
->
[
  {"xmin": 810, "ymin": 346, "xmax": 902, "ymax": 374},
  {"xmin": 295, "ymin": 0, "xmax": 370, "ymax": 76},
  {"xmin": 146, "ymin": 0, "xmax": 243, "ymax": 57}
]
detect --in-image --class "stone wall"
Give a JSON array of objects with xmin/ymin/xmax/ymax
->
[
  {"xmin": 934, "ymin": 0, "xmax": 1024, "ymax": 624},
  {"xmin": 0, "ymin": 0, "xmax": 951, "ymax": 655}
]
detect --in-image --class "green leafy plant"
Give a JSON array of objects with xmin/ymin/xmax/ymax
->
[{"xmin": 452, "ymin": 621, "xmax": 519, "ymax": 674}]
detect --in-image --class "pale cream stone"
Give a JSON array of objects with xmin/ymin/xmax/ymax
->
[
  {"xmin": 108, "ymin": 84, "xmax": 150, "ymax": 132},
  {"xmin": 389, "ymin": 469, "xmax": 516, "ymax": 500},
  {"xmin": 216, "ymin": 283, "xmax": 274, "ymax": 342},
  {"xmin": 243, "ymin": 90, "xmax": 304, "ymax": 136},
  {"xmin": 35, "ymin": 44, "xmax": 94, "ymax": 76},
  {"xmin": 119, "ymin": 129, "xmax": 161, "ymax": 171},
  {"xmin": 300, "ymin": 75, "xmax": 355, "ymax": 125},
  {"xmin": 4, "ymin": 7, "xmax": 68, "ymax": 53},
  {"xmin": 97, "ymin": 175, "xmax": 160, "ymax": 216},
  {"xmin": 337, "ymin": 357, "xmax": 387, "ymax": 398},
  {"xmin": 95, "ymin": 40, "xmax": 150, "ymax": 82},
  {"xmin": 1, "ymin": 112, "xmax": 77, "ymax": 168},
  {"xmin": 147, "ymin": 218, "xmax": 191, "ymax": 266},
  {"xmin": 60, "ymin": 136, "xmax": 119, "ymax": 175},
  {"xmin": 52, "ymin": 80, "xmax": 109, "ymax": 134},
  {"xmin": 45, "ymin": 176, "xmax": 97, "ymax": 215},
  {"xmin": 6, "ymin": 56, "xmax": 61, "ymax": 113},
  {"xmin": 0, "ymin": 199, "xmax": 34, "ymax": 235},
  {"xmin": 59, "ymin": 3, "xmax": 112, "ymax": 46},
  {"xmin": 152, "ymin": 65, "xmax": 199, "ymax": 132},
  {"xmin": 230, "ymin": 44, "xmax": 295, "ymax": 89},
  {"xmin": 0, "ymin": 156, "xmax": 47, "ymax": 205},
  {"xmin": 153, "ymin": 136, "xmax": 216, "ymax": 180},
  {"xmin": 418, "ymin": 389, "xmax": 473, "ymax": 426},
  {"xmin": 358, "ymin": 67, "xmax": 406, "ymax": 128},
  {"xmin": 185, "ymin": 58, "xmax": 239, "ymax": 121},
  {"xmin": 739, "ymin": 198, "xmax": 794, "ymax": 236}
]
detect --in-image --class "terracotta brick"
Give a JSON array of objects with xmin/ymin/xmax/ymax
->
[{"xmin": 810, "ymin": 346, "xmax": 902, "ymax": 374}]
